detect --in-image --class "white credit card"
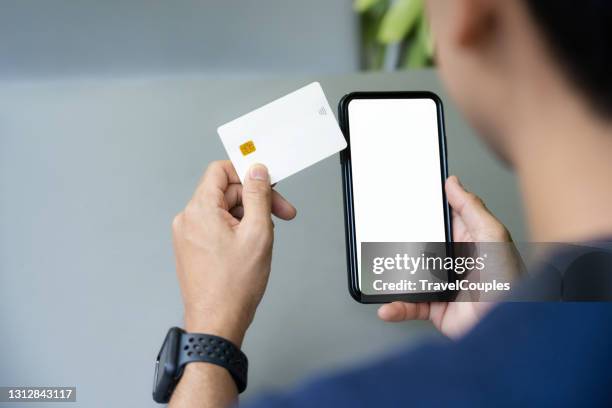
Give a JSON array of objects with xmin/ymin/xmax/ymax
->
[{"xmin": 217, "ymin": 82, "xmax": 347, "ymax": 184}]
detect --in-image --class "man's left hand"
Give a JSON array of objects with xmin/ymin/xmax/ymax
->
[{"xmin": 172, "ymin": 160, "xmax": 296, "ymax": 346}]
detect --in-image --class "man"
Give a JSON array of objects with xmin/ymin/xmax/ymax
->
[{"xmin": 168, "ymin": 0, "xmax": 612, "ymax": 406}]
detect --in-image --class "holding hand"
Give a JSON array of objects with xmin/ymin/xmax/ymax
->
[
  {"xmin": 378, "ymin": 176, "xmax": 514, "ymax": 338},
  {"xmin": 172, "ymin": 161, "xmax": 296, "ymax": 346}
]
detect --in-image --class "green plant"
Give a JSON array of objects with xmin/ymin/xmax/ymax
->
[{"xmin": 355, "ymin": 0, "xmax": 434, "ymax": 70}]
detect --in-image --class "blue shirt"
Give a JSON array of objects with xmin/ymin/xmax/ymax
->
[{"xmin": 244, "ymin": 247, "xmax": 612, "ymax": 407}]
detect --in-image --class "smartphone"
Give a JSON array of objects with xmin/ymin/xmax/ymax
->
[{"xmin": 338, "ymin": 91, "xmax": 453, "ymax": 303}]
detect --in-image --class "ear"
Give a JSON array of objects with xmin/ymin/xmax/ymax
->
[{"xmin": 452, "ymin": 0, "xmax": 497, "ymax": 47}]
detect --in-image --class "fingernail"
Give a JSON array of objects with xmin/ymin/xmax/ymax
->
[{"xmin": 249, "ymin": 164, "xmax": 269, "ymax": 181}]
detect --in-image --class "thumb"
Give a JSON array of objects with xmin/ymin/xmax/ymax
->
[
  {"xmin": 241, "ymin": 164, "xmax": 273, "ymax": 227},
  {"xmin": 445, "ymin": 175, "xmax": 505, "ymax": 238}
]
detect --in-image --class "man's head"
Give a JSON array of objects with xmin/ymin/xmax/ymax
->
[{"xmin": 425, "ymin": 0, "xmax": 611, "ymax": 165}]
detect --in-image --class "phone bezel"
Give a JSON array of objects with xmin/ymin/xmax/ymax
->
[{"xmin": 338, "ymin": 91, "xmax": 453, "ymax": 304}]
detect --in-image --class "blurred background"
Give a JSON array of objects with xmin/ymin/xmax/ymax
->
[
  {"xmin": 0, "ymin": 0, "xmax": 359, "ymax": 79},
  {"xmin": 0, "ymin": 1, "xmax": 524, "ymax": 407},
  {"xmin": 0, "ymin": 0, "xmax": 437, "ymax": 80}
]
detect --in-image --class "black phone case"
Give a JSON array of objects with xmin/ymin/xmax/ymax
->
[{"xmin": 338, "ymin": 91, "xmax": 453, "ymax": 304}]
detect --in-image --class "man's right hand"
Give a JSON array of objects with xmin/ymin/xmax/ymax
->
[{"xmin": 377, "ymin": 175, "xmax": 515, "ymax": 338}]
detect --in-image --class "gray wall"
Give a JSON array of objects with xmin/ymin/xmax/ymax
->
[
  {"xmin": 0, "ymin": 70, "xmax": 525, "ymax": 407},
  {"xmin": 0, "ymin": 0, "xmax": 359, "ymax": 80}
]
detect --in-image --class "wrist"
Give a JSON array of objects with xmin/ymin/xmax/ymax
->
[{"xmin": 183, "ymin": 306, "xmax": 251, "ymax": 347}]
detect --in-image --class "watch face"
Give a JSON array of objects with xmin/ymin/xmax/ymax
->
[{"xmin": 152, "ymin": 327, "xmax": 182, "ymax": 403}]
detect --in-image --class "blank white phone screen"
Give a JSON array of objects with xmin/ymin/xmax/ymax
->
[{"xmin": 348, "ymin": 98, "xmax": 447, "ymax": 288}]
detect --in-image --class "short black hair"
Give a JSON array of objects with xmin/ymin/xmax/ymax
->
[{"xmin": 524, "ymin": 0, "xmax": 612, "ymax": 117}]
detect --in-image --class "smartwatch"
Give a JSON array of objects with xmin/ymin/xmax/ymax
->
[{"xmin": 152, "ymin": 327, "xmax": 248, "ymax": 403}]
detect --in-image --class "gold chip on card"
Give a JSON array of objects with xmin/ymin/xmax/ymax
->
[{"xmin": 239, "ymin": 140, "xmax": 256, "ymax": 156}]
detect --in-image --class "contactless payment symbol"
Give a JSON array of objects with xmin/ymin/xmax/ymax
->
[{"xmin": 239, "ymin": 140, "xmax": 256, "ymax": 156}]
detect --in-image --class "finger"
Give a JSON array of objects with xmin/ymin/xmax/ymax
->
[
  {"xmin": 377, "ymin": 302, "xmax": 430, "ymax": 322},
  {"xmin": 445, "ymin": 176, "xmax": 501, "ymax": 234},
  {"xmin": 271, "ymin": 190, "xmax": 297, "ymax": 220},
  {"xmin": 451, "ymin": 209, "xmax": 470, "ymax": 240},
  {"xmin": 194, "ymin": 161, "xmax": 241, "ymax": 208},
  {"xmin": 241, "ymin": 164, "xmax": 273, "ymax": 228},
  {"xmin": 224, "ymin": 184, "xmax": 243, "ymax": 210},
  {"xmin": 224, "ymin": 184, "xmax": 296, "ymax": 221}
]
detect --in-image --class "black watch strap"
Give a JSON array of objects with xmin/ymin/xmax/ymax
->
[{"xmin": 177, "ymin": 332, "xmax": 248, "ymax": 393}]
